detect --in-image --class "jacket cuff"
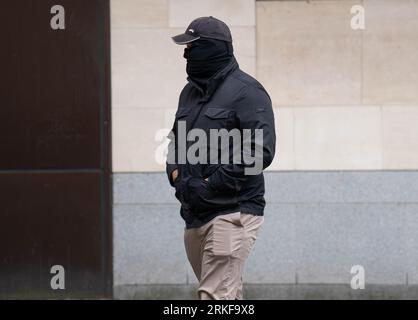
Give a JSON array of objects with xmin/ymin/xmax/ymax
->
[{"xmin": 166, "ymin": 164, "xmax": 178, "ymax": 187}]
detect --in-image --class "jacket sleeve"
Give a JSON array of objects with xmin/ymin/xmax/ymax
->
[
  {"xmin": 208, "ymin": 85, "xmax": 276, "ymax": 193},
  {"xmin": 166, "ymin": 98, "xmax": 181, "ymax": 187},
  {"xmin": 166, "ymin": 126, "xmax": 178, "ymax": 187}
]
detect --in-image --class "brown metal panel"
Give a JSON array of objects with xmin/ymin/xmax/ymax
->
[
  {"xmin": 0, "ymin": 173, "xmax": 104, "ymax": 298},
  {"xmin": 0, "ymin": 0, "xmax": 106, "ymax": 169},
  {"xmin": 0, "ymin": 0, "xmax": 112, "ymax": 298}
]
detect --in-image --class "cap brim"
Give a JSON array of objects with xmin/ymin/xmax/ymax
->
[{"xmin": 171, "ymin": 33, "xmax": 201, "ymax": 45}]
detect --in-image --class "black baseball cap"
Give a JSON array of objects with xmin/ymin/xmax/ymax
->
[{"xmin": 172, "ymin": 16, "xmax": 232, "ymax": 45}]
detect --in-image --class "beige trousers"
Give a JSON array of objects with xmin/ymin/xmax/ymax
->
[{"xmin": 184, "ymin": 212, "xmax": 264, "ymax": 300}]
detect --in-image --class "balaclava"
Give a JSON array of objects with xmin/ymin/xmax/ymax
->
[{"xmin": 183, "ymin": 38, "xmax": 234, "ymax": 90}]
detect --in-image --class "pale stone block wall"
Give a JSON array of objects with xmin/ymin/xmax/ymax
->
[
  {"xmin": 382, "ymin": 106, "xmax": 418, "ymax": 169},
  {"xmin": 257, "ymin": 0, "xmax": 363, "ymax": 107},
  {"xmin": 363, "ymin": 0, "xmax": 418, "ymax": 105},
  {"xmin": 257, "ymin": 0, "xmax": 418, "ymax": 171},
  {"xmin": 293, "ymin": 106, "xmax": 382, "ymax": 170},
  {"xmin": 169, "ymin": 0, "xmax": 255, "ymax": 27}
]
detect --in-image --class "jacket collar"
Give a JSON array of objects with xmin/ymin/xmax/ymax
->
[{"xmin": 187, "ymin": 57, "xmax": 239, "ymax": 102}]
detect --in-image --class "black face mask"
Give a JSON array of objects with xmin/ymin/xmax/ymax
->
[{"xmin": 184, "ymin": 38, "xmax": 234, "ymax": 82}]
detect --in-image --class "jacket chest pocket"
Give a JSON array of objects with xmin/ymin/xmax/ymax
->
[
  {"xmin": 174, "ymin": 108, "xmax": 191, "ymax": 132},
  {"xmin": 203, "ymin": 107, "xmax": 235, "ymax": 130},
  {"xmin": 175, "ymin": 108, "xmax": 191, "ymax": 121}
]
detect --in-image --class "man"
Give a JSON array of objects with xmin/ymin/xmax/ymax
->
[{"xmin": 166, "ymin": 16, "xmax": 276, "ymax": 300}]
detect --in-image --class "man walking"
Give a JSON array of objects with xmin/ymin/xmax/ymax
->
[{"xmin": 166, "ymin": 16, "xmax": 276, "ymax": 300}]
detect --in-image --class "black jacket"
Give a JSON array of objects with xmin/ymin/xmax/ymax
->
[{"xmin": 166, "ymin": 57, "xmax": 276, "ymax": 228}]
